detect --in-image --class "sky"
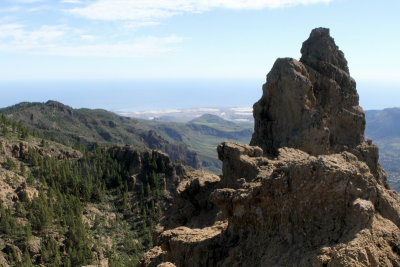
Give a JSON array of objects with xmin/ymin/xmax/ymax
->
[{"xmin": 0, "ymin": 0, "xmax": 399, "ymax": 111}]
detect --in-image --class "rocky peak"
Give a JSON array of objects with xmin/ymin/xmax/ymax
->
[
  {"xmin": 300, "ymin": 27, "xmax": 349, "ymax": 74},
  {"xmin": 139, "ymin": 28, "xmax": 400, "ymax": 267},
  {"xmin": 251, "ymin": 27, "xmax": 365, "ymax": 155}
]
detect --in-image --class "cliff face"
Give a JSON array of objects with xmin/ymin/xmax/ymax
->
[{"xmin": 140, "ymin": 28, "xmax": 400, "ymax": 267}]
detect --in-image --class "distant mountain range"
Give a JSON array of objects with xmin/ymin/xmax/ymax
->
[
  {"xmin": 116, "ymin": 107, "xmax": 254, "ymax": 124},
  {"xmin": 365, "ymin": 108, "xmax": 400, "ymax": 191},
  {"xmin": 120, "ymin": 106, "xmax": 400, "ymax": 191},
  {"xmin": 2, "ymin": 102, "xmax": 399, "ymax": 190},
  {"xmin": 0, "ymin": 101, "xmax": 201, "ymax": 169},
  {"xmin": 1, "ymin": 102, "xmax": 253, "ymax": 173}
]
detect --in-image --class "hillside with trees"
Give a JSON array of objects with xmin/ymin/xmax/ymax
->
[
  {"xmin": 0, "ymin": 112, "xmax": 189, "ymax": 266},
  {"xmin": 1, "ymin": 102, "xmax": 253, "ymax": 173}
]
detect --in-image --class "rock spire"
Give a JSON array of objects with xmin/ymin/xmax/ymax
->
[
  {"xmin": 251, "ymin": 27, "xmax": 365, "ymax": 155},
  {"xmin": 139, "ymin": 28, "xmax": 400, "ymax": 267}
]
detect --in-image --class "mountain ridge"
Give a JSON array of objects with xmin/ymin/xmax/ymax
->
[
  {"xmin": 0, "ymin": 101, "xmax": 202, "ymax": 169},
  {"xmin": 1, "ymin": 102, "xmax": 254, "ymax": 173}
]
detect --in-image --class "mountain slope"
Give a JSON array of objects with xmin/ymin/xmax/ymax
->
[
  {"xmin": 0, "ymin": 101, "xmax": 201, "ymax": 169},
  {"xmin": 189, "ymin": 114, "xmax": 237, "ymax": 127},
  {"xmin": 1, "ymin": 102, "xmax": 254, "ymax": 173},
  {"xmin": 129, "ymin": 115, "xmax": 253, "ymax": 173},
  {"xmin": 0, "ymin": 112, "xmax": 199, "ymax": 266}
]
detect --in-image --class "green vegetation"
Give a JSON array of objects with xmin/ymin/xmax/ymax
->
[
  {"xmin": 0, "ymin": 101, "xmax": 199, "ymax": 169},
  {"xmin": 0, "ymin": 112, "xmax": 34, "ymax": 140},
  {"xmin": 143, "ymin": 114, "xmax": 253, "ymax": 172},
  {"xmin": 0, "ymin": 112, "xmax": 170, "ymax": 265},
  {"xmin": 0, "ymin": 101, "xmax": 253, "ymax": 173}
]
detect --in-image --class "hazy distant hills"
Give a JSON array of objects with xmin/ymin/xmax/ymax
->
[
  {"xmin": 117, "ymin": 106, "xmax": 254, "ymax": 124},
  {"xmin": 121, "ymin": 106, "xmax": 400, "ymax": 191},
  {"xmin": 125, "ymin": 114, "xmax": 253, "ymax": 173},
  {"xmin": 0, "ymin": 101, "xmax": 201, "ymax": 169},
  {"xmin": 365, "ymin": 108, "xmax": 400, "ymax": 191},
  {"xmin": 2, "ymin": 102, "xmax": 399, "ymax": 189},
  {"xmin": 0, "ymin": 101, "xmax": 253, "ymax": 173}
]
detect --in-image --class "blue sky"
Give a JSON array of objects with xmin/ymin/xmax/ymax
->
[{"xmin": 0, "ymin": 0, "xmax": 399, "ymax": 110}]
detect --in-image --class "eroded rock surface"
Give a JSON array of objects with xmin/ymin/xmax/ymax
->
[
  {"xmin": 251, "ymin": 27, "xmax": 365, "ymax": 155},
  {"xmin": 140, "ymin": 28, "xmax": 400, "ymax": 267}
]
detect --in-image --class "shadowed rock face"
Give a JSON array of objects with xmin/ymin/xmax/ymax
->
[{"xmin": 251, "ymin": 27, "xmax": 365, "ymax": 155}]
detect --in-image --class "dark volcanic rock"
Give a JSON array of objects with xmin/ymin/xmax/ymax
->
[{"xmin": 251, "ymin": 27, "xmax": 365, "ymax": 155}]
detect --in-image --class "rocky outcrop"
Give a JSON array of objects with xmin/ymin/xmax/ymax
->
[
  {"xmin": 251, "ymin": 28, "xmax": 365, "ymax": 156},
  {"xmin": 140, "ymin": 28, "xmax": 400, "ymax": 267},
  {"xmin": 141, "ymin": 130, "xmax": 201, "ymax": 169},
  {"xmin": 15, "ymin": 181, "xmax": 38, "ymax": 201},
  {"xmin": 139, "ymin": 169, "xmax": 224, "ymax": 267},
  {"xmin": 11, "ymin": 142, "xmax": 28, "ymax": 159},
  {"xmin": 108, "ymin": 145, "xmax": 176, "ymax": 191},
  {"xmin": 210, "ymin": 142, "xmax": 400, "ymax": 266}
]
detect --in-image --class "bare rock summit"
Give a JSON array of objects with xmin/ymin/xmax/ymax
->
[{"xmin": 251, "ymin": 27, "xmax": 365, "ymax": 155}]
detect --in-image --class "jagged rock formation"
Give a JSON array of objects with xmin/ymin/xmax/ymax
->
[
  {"xmin": 251, "ymin": 27, "xmax": 365, "ymax": 156},
  {"xmin": 140, "ymin": 28, "xmax": 400, "ymax": 266}
]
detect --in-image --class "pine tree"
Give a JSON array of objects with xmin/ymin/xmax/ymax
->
[
  {"xmin": 21, "ymin": 248, "xmax": 33, "ymax": 267},
  {"xmin": 20, "ymin": 162, "xmax": 26, "ymax": 175}
]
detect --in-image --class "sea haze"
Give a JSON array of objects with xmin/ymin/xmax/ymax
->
[
  {"xmin": 0, "ymin": 79, "xmax": 399, "ymax": 111},
  {"xmin": 0, "ymin": 79, "xmax": 262, "ymax": 111}
]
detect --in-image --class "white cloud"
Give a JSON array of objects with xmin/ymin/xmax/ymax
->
[
  {"xmin": 61, "ymin": 0, "xmax": 83, "ymax": 4},
  {"xmin": 123, "ymin": 21, "xmax": 160, "ymax": 30},
  {"xmin": 26, "ymin": 5, "xmax": 53, "ymax": 13},
  {"xmin": 68, "ymin": 0, "xmax": 332, "ymax": 21},
  {"xmin": 80, "ymin": 34, "xmax": 97, "ymax": 41},
  {"xmin": 0, "ymin": 24, "xmax": 66, "ymax": 44},
  {"xmin": 0, "ymin": 24, "xmax": 183, "ymax": 57}
]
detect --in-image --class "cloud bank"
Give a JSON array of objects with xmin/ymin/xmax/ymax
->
[
  {"xmin": 69, "ymin": 0, "xmax": 332, "ymax": 21},
  {"xmin": 1, "ymin": 0, "xmax": 332, "ymax": 57},
  {"xmin": 0, "ymin": 23, "xmax": 182, "ymax": 57}
]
